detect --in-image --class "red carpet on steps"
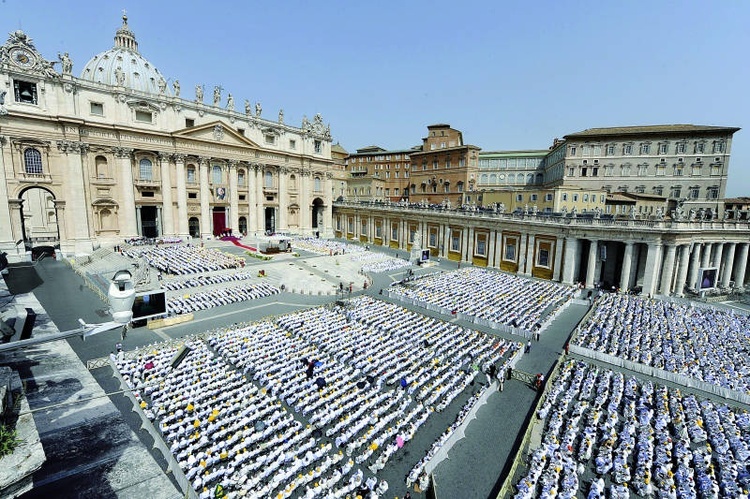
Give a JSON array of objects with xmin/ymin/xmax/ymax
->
[{"xmin": 220, "ymin": 236, "xmax": 257, "ymax": 252}]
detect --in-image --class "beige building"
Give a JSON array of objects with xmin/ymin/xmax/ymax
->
[{"xmin": 0, "ymin": 16, "xmax": 335, "ymax": 256}]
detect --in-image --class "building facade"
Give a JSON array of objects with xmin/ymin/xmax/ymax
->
[
  {"xmin": 0, "ymin": 17, "xmax": 335, "ymax": 256},
  {"xmin": 345, "ymin": 145, "xmax": 415, "ymax": 201}
]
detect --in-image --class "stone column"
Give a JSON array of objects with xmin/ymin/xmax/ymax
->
[
  {"xmin": 461, "ymin": 227, "xmax": 470, "ymax": 262},
  {"xmin": 58, "ymin": 141, "xmax": 93, "ymax": 253},
  {"xmin": 494, "ymin": 230, "xmax": 503, "ymax": 268},
  {"xmin": 642, "ymin": 241, "xmax": 663, "ymax": 297},
  {"xmin": 156, "ymin": 206, "xmax": 162, "ymax": 236},
  {"xmin": 688, "ymin": 243, "xmax": 703, "ymax": 290},
  {"xmin": 467, "ymin": 226, "xmax": 475, "ymax": 262},
  {"xmin": 712, "ymin": 242, "xmax": 724, "ymax": 271},
  {"xmin": 135, "ymin": 206, "xmax": 142, "ymax": 236},
  {"xmin": 277, "ymin": 166, "xmax": 288, "ymax": 231},
  {"xmin": 256, "ymin": 164, "xmax": 265, "ymax": 234},
  {"xmin": 53, "ymin": 200, "xmax": 67, "ymax": 252},
  {"xmin": 158, "ymin": 152, "xmax": 174, "ymax": 236},
  {"xmin": 442, "ymin": 225, "xmax": 450, "ymax": 258},
  {"xmin": 228, "ymin": 161, "xmax": 239, "ymax": 234},
  {"xmin": 523, "ymin": 233, "xmax": 535, "ymax": 276},
  {"xmin": 674, "ymin": 244, "xmax": 691, "ymax": 297},
  {"xmin": 324, "ymin": 172, "xmax": 334, "ymax": 237},
  {"xmin": 562, "ymin": 237, "xmax": 579, "ymax": 285},
  {"xmin": 552, "ymin": 236, "xmax": 564, "ymax": 282},
  {"xmin": 659, "ymin": 244, "xmax": 677, "ymax": 295},
  {"xmin": 487, "ymin": 229, "xmax": 496, "ymax": 267},
  {"xmin": 0, "ymin": 136, "xmax": 17, "ymax": 252},
  {"xmin": 8, "ymin": 200, "xmax": 24, "ymax": 248},
  {"xmin": 173, "ymin": 154, "xmax": 189, "ymax": 237},
  {"xmin": 619, "ymin": 241, "xmax": 634, "ymax": 291},
  {"xmin": 720, "ymin": 243, "xmax": 737, "ymax": 289},
  {"xmin": 584, "ymin": 239, "xmax": 598, "ymax": 288},
  {"xmin": 734, "ymin": 243, "xmax": 749, "ymax": 289},
  {"xmin": 701, "ymin": 242, "xmax": 713, "ymax": 269},
  {"xmin": 115, "ymin": 147, "xmax": 138, "ymax": 237},
  {"xmin": 199, "ymin": 158, "xmax": 211, "ymax": 239}
]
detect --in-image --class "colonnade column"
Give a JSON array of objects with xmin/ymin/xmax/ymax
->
[
  {"xmin": 549, "ymin": 236, "xmax": 563, "ymax": 282},
  {"xmin": 442, "ymin": 225, "xmax": 450, "ymax": 258},
  {"xmin": 734, "ymin": 243, "xmax": 749, "ymax": 289},
  {"xmin": 619, "ymin": 241, "xmax": 634, "ymax": 291},
  {"xmin": 461, "ymin": 227, "xmax": 470, "ymax": 262},
  {"xmin": 674, "ymin": 244, "xmax": 691, "ymax": 297},
  {"xmin": 487, "ymin": 229, "xmax": 496, "ymax": 268},
  {"xmin": 199, "ymin": 158, "xmax": 211, "ymax": 239},
  {"xmin": 523, "ymin": 233, "xmax": 535, "ymax": 276},
  {"xmin": 173, "ymin": 154, "xmax": 189, "ymax": 237},
  {"xmin": 712, "ymin": 242, "xmax": 724, "ymax": 273},
  {"xmin": 323, "ymin": 173, "xmax": 333, "ymax": 237},
  {"xmin": 115, "ymin": 147, "xmax": 137, "ymax": 237},
  {"xmin": 688, "ymin": 243, "xmax": 703, "ymax": 290},
  {"xmin": 0, "ymin": 137, "xmax": 17, "ymax": 252},
  {"xmin": 720, "ymin": 243, "xmax": 736, "ymax": 289},
  {"xmin": 642, "ymin": 241, "xmax": 663, "ymax": 297},
  {"xmin": 562, "ymin": 236, "xmax": 579, "ymax": 285},
  {"xmin": 659, "ymin": 244, "xmax": 677, "ymax": 295},
  {"xmin": 493, "ymin": 230, "xmax": 503, "ymax": 269},
  {"xmin": 701, "ymin": 242, "xmax": 713, "ymax": 269},
  {"xmin": 8, "ymin": 200, "xmax": 23, "ymax": 248},
  {"xmin": 399, "ymin": 220, "xmax": 406, "ymax": 250},
  {"xmin": 256, "ymin": 165, "xmax": 265, "ymax": 234},
  {"xmin": 277, "ymin": 167, "xmax": 288, "ymax": 232},
  {"xmin": 158, "ymin": 152, "xmax": 174, "ymax": 236},
  {"xmin": 228, "ymin": 161, "xmax": 239, "ymax": 234},
  {"xmin": 585, "ymin": 239, "xmax": 598, "ymax": 288}
]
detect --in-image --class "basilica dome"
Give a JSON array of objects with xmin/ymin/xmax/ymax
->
[{"xmin": 80, "ymin": 15, "xmax": 170, "ymax": 95}]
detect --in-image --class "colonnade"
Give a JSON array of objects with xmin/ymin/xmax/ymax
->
[{"xmin": 334, "ymin": 205, "xmax": 750, "ymax": 295}]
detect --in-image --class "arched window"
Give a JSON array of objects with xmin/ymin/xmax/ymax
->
[
  {"xmin": 95, "ymin": 155, "xmax": 108, "ymax": 178},
  {"xmin": 264, "ymin": 171, "xmax": 273, "ymax": 188},
  {"xmin": 188, "ymin": 217, "xmax": 200, "ymax": 238},
  {"xmin": 238, "ymin": 216, "xmax": 247, "ymax": 234},
  {"xmin": 535, "ymin": 173, "xmax": 544, "ymax": 184},
  {"xmin": 186, "ymin": 165, "xmax": 196, "ymax": 183},
  {"xmin": 480, "ymin": 173, "xmax": 488, "ymax": 184},
  {"xmin": 139, "ymin": 158, "xmax": 153, "ymax": 181},
  {"xmin": 314, "ymin": 176, "xmax": 322, "ymax": 192},
  {"xmin": 526, "ymin": 173, "xmax": 533, "ymax": 184},
  {"xmin": 237, "ymin": 169, "xmax": 246, "ymax": 187},
  {"xmin": 508, "ymin": 174, "xmax": 515, "ymax": 184},
  {"xmin": 212, "ymin": 165, "xmax": 222, "ymax": 184},
  {"xmin": 516, "ymin": 175, "xmax": 524, "ymax": 185},
  {"xmin": 489, "ymin": 174, "xmax": 497, "ymax": 184},
  {"xmin": 289, "ymin": 174, "xmax": 297, "ymax": 190},
  {"xmin": 24, "ymin": 148, "xmax": 43, "ymax": 174}
]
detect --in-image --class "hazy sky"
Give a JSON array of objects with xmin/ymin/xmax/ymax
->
[{"xmin": 3, "ymin": 1, "xmax": 749, "ymax": 195}]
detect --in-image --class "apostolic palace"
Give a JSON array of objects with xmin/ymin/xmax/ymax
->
[{"xmin": 1, "ymin": 16, "xmax": 749, "ymax": 298}]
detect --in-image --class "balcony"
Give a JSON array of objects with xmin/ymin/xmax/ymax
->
[
  {"xmin": 19, "ymin": 172, "xmax": 53, "ymax": 184},
  {"xmin": 90, "ymin": 175, "xmax": 116, "ymax": 186},
  {"xmin": 134, "ymin": 178, "xmax": 161, "ymax": 187}
]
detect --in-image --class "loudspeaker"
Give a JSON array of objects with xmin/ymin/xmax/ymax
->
[
  {"xmin": 20, "ymin": 308, "xmax": 36, "ymax": 341},
  {"xmin": 170, "ymin": 345, "xmax": 192, "ymax": 370}
]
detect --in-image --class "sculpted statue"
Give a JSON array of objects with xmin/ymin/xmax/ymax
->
[
  {"xmin": 570, "ymin": 207, "xmax": 577, "ymax": 218},
  {"xmin": 497, "ymin": 202, "xmax": 505, "ymax": 214},
  {"xmin": 115, "ymin": 66, "xmax": 125, "ymax": 86},
  {"xmin": 255, "ymin": 101, "xmax": 262, "ymax": 117},
  {"xmin": 734, "ymin": 206, "xmax": 740, "ymax": 220},
  {"xmin": 58, "ymin": 52, "xmax": 73, "ymax": 74},
  {"xmin": 245, "ymin": 99, "xmax": 251, "ymax": 115},
  {"xmin": 0, "ymin": 90, "xmax": 6, "ymax": 105},
  {"xmin": 523, "ymin": 204, "xmax": 529, "ymax": 216},
  {"xmin": 689, "ymin": 208, "xmax": 697, "ymax": 221},
  {"xmin": 226, "ymin": 93, "xmax": 234, "ymax": 111},
  {"xmin": 158, "ymin": 77, "xmax": 167, "ymax": 93},
  {"xmin": 629, "ymin": 206, "xmax": 636, "ymax": 220},
  {"xmin": 173, "ymin": 80, "xmax": 180, "ymax": 96},
  {"xmin": 593, "ymin": 206, "xmax": 601, "ymax": 219},
  {"xmin": 302, "ymin": 115, "xmax": 310, "ymax": 131},
  {"xmin": 213, "ymin": 86, "xmax": 221, "ymax": 106},
  {"xmin": 195, "ymin": 84, "xmax": 203, "ymax": 103},
  {"xmin": 561, "ymin": 206, "xmax": 568, "ymax": 216},
  {"xmin": 532, "ymin": 204, "xmax": 539, "ymax": 215},
  {"xmin": 278, "ymin": 109, "xmax": 284, "ymax": 124},
  {"xmin": 654, "ymin": 207, "xmax": 664, "ymax": 220},
  {"xmin": 697, "ymin": 208, "xmax": 705, "ymax": 220},
  {"xmin": 412, "ymin": 231, "xmax": 422, "ymax": 248}
]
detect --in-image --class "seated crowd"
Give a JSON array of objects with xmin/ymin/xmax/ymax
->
[
  {"xmin": 162, "ymin": 271, "xmax": 260, "ymax": 292},
  {"xmin": 292, "ymin": 237, "xmax": 366, "ymax": 256},
  {"xmin": 388, "ymin": 268, "xmax": 575, "ymax": 334},
  {"xmin": 574, "ymin": 294, "xmax": 750, "ymax": 394},
  {"xmin": 168, "ymin": 281, "xmax": 280, "ymax": 315},
  {"xmin": 123, "ymin": 244, "xmax": 245, "ymax": 275},
  {"xmin": 514, "ymin": 359, "xmax": 750, "ymax": 499},
  {"xmin": 355, "ymin": 255, "xmax": 412, "ymax": 274},
  {"xmin": 115, "ymin": 297, "xmax": 519, "ymax": 498}
]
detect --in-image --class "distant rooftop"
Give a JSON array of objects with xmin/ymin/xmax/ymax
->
[{"xmin": 565, "ymin": 124, "xmax": 740, "ymax": 139}]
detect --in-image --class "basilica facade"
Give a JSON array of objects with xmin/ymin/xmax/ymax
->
[{"xmin": 0, "ymin": 16, "xmax": 335, "ymax": 256}]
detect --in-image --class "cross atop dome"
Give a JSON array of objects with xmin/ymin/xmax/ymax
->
[{"xmin": 114, "ymin": 12, "xmax": 138, "ymax": 52}]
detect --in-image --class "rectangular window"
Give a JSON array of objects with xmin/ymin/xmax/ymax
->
[
  {"xmin": 516, "ymin": 194, "xmax": 523, "ymax": 202},
  {"xmin": 13, "ymin": 80, "xmax": 38, "ymax": 104},
  {"xmin": 676, "ymin": 143, "xmax": 686, "ymax": 154},
  {"xmin": 570, "ymin": 146, "xmax": 577, "ymax": 156},
  {"xmin": 537, "ymin": 248, "xmax": 550, "ymax": 268},
  {"xmin": 531, "ymin": 194, "xmax": 538, "ymax": 201},
  {"xmin": 640, "ymin": 143, "xmax": 650, "ymax": 154},
  {"xmin": 583, "ymin": 194, "xmax": 589, "ymax": 202},
  {"xmin": 135, "ymin": 110, "xmax": 153, "ymax": 123},
  {"xmin": 713, "ymin": 142, "xmax": 724, "ymax": 153},
  {"xmin": 695, "ymin": 142, "xmax": 705, "ymax": 153},
  {"xmin": 545, "ymin": 193, "xmax": 553, "ymax": 201},
  {"xmin": 188, "ymin": 192, "xmax": 197, "ymax": 199},
  {"xmin": 265, "ymin": 134, "xmax": 276, "ymax": 145},
  {"xmin": 185, "ymin": 118, "xmax": 195, "ymax": 127},
  {"xmin": 237, "ymin": 128, "xmax": 245, "ymax": 135},
  {"xmin": 562, "ymin": 193, "xmax": 568, "ymax": 201},
  {"xmin": 375, "ymin": 224, "xmax": 382, "ymax": 238},
  {"xmin": 476, "ymin": 238, "xmax": 487, "ymax": 256},
  {"xmin": 623, "ymin": 144, "xmax": 633, "ymax": 155},
  {"xmin": 314, "ymin": 140, "xmax": 322, "ymax": 153},
  {"xmin": 90, "ymin": 102, "xmax": 104, "ymax": 116},
  {"xmin": 391, "ymin": 224, "xmax": 398, "ymax": 241},
  {"xmin": 451, "ymin": 233, "xmax": 460, "ymax": 252},
  {"xmin": 568, "ymin": 167, "xmax": 575, "ymax": 176},
  {"xmin": 504, "ymin": 241, "xmax": 516, "ymax": 261},
  {"xmin": 573, "ymin": 194, "xmax": 579, "ymax": 202},
  {"xmin": 187, "ymin": 169, "xmax": 196, "ymax": 183},
  {"xmin": 606, "ymin": 145, "xmax": 615, "ymax": 156},
  {"xmin": 238, "ymin": 194, "xmax": 246, "ymax": 201}
]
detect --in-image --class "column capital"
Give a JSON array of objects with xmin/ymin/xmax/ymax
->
[
  {"xmin": 114, "ymin": 147, "xmax": 133, "ymax": 159},
  {"xmin": 56, "ymin": 140, "xmax": 89, "ymax": 155},
  {"xmin": 172, "ymin": 153, "xmax": 186, "ymax": 163},
  {"xmin": 197, "ymin": 156, "xmax": 209, "ymax": 166}
]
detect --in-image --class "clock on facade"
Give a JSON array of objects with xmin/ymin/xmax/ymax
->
[{"xmin": 9, "ymin": 47, "xmax": 35, "ymax": 69}]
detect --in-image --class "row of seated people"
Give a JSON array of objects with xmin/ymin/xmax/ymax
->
[
  {"xmin": 162, "ymin": 270, "xmax": 259, "ymax": 291},
  {"xmin": 116, "ymin": 339, "xmax": 381, "ymax": 498},
  {"xmin": 574, "ymin": 293, "xmax": 750, "ymax": 394},
  {"xmin": 291, "ymin": 237, "xmax": 366, "ymax": 255},
  {"xmin": 514, "ymin": 359, "xmax": 750, "ymax": 499},
  {"xmin": 167, "ymin": 281, "xmax": 280, "ymax": 315},
  {"xmin": 124, "ymin": 236, "xmax": 183, "ymax": 245},
  {"xmin": 387, "ymin": 267, "xmax": 575, "ymax": 334},
  {"xmin": 123, "ymin": 244, "xmax": 245, "ymax": 275},
  {"xmin": 360, "ymin": 257, "xmax": 412, "ymax": 274}
]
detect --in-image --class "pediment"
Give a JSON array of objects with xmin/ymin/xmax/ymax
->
[{"xmin": 173, "ymin": 121, "xmax": 259, "ymax": 148}]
